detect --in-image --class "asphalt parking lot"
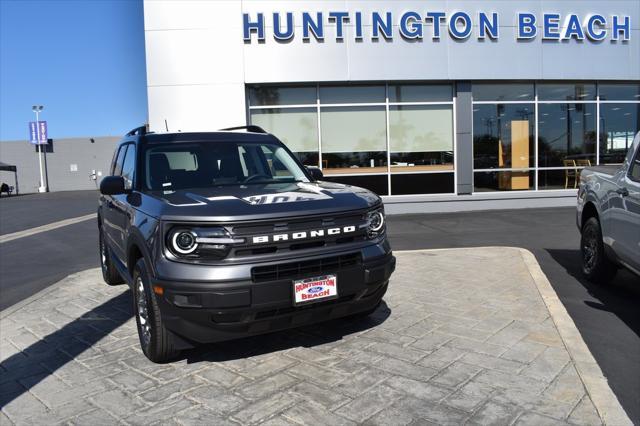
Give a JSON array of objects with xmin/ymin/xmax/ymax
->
[{"xmin": 0, "ymin": 191, "xmax": 638, "ymax": 423}]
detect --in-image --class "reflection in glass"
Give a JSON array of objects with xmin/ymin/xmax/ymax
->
[
  {"xmin": 389, "ymin": 105, "xmax": 454, "ymax": 173},
  {"xmin": 249, "ymin": 86, "xmax": 316, "ymax": 106},
  {"xmin": 473, "ymin": 104, "xmax": 534, "ymax": 169},
  {"xmin": 474, "ymin": 171, "xmax": 535, "ymax": 192},
  {"xmin": 598, "ymin": 84, "xmax": 640, "ymax": 101},
  {"xmin": 538, "ymin": 103, "xmax": 596, "ymax": 167},
  {"xmin": 323, "ymin": 174, "xmax": 389, "ymax": 195},
  {"xmin": 391, "ymin": 173, "xmax": 454, "ymax": 195},
  {"xmin": 472, "ymin": 84, "xmax": 534, "ymax": 101},
  {"xmin": 250, "ymin": 108, "xmax": 319, "ymax": 167},
  {"xmin": 537, "ymin": 84, "xmax": 596, "ymax": 101},
  {"xmin": 388, "ymin": 84, "xmax": 452, "ymax": 102},
  {"xmin": 599, "ymin": 103, "xmax": 640, "ymax": 164},
  {"xmin": 538, "ymin": 169, "xmax": 587, "ymax": 190},
  {"xmin": 320, "ymin": 106, "xmax": 387, "ymax": 173},
  {"xmin": 320, "ymin": 85, "xmax": 385, "ymax": 104}
]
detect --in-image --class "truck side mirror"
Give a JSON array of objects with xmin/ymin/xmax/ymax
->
[
  {"xmin": 306, "ymin": 167, "xmax": 324, "ymax": 181},
  {"xmin": 100, "ymin": 176, "xmax": 126, "ymax": 195}
]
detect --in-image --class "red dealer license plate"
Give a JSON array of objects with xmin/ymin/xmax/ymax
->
[{"xmin": 293, "ymin": 275, "xmax": 338, "ymax": 305}]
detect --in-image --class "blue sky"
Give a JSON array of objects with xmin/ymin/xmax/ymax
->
[{"xmin": 0, "ymin": 0, "xmax": 147, "ymax": 141}]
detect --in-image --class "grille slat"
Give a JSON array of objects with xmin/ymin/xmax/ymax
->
[{"xmin": 251, "ymin": 253, "xmax": 361, "ymax": 283}]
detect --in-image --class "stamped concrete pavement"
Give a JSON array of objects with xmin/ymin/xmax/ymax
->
[{"xmin": 0, "ymin": 248, "xmax": 625, "ymax": 425}]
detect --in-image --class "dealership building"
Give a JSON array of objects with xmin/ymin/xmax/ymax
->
[
  {"xmin": 2, "ymin": 1, "xmax": 638, "ymax": 212},
  {"xmin": 142, "ymin": 1, "xmax": 640, "ymax": 212}
]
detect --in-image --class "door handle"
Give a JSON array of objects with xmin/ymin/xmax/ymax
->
[{"xmin": 616, "ymin": 187, "xmax": 629, "ymax": 197}]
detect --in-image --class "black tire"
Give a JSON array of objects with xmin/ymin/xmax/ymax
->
[
  {"xmin": 581, "ymin": 217, "xmax": 617, "ymax": 283},
  {"xmin": 132, "ymin": 258, "xmax": 180, "ymax": 363},
  {"xmin": 99, "ymin": 227, "xmax": 124, "ymax": 286}
]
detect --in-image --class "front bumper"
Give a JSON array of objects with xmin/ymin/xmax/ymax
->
[{"xmin": 151, "ymin": 248, "xmax": 395, "ymax": 344}]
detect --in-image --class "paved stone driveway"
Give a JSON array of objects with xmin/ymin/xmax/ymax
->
[{"xmin": 1, "ymin": 248, "xmax": 605, "ymax": 425}]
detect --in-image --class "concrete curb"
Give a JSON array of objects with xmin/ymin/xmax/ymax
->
[
  {"xmin": 395, "ymin": 247, "xmax": 632, "ymax": 426},
  {"xmin": 517, "ymin": 247, "xmax": 632, "ymax": 426}
]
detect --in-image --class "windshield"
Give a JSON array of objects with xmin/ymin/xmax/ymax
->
[{"xmin": 143, "ymin": 140, "xmax": 309, "ymax": 191}]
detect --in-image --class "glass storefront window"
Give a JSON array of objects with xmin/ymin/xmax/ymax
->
[
  {"xmin": 538, "ymin": 103, "xmax": 596, "ymax": 167},
  {"xmin": 249, "ymin": 108, "xmax": 319, "ymax": 167},
  {"xmin": 320, "ymin": 85, "xmax": 385, "ymax": 104},
  {"xmin": 599, "ymin": 83, "xmax": 640, "ymax": 101},
  {"xmin": 388, "ymin": 84, "xmax": 452, "ymax": 103},
  {"xmin": 473, "ymin": 104, "xmax": 534, "ymax": 169},
  {"xmin": 389, "ymin": 105, "xmax": 454, "ymax": 173},
  {"xmin": 538, "ymin": 169, "xmax": 584, "ymax": 190},
  {"xmin": 474, "ymin": 170, "xmax": 535, "ymax": 192},
  {"xmin": 391, "ymin": 173, "xmax": 454, "ymax": 195},
  {"xmin": 472, "ymin": 84, "xmax": 534, "ymax": 102},
  {"xmin": 537, "ymin": 83, "xmax": 596, "ymax": 101},
  {"xmin": 249, "ymin": 86, "xmax": 316, "ymax": 106},
  {"xmin": 599, "ymin": 103, "xmax": 640, "ymax": 164},
  {"xmin": 320, "ymin": 106, "xmax": 387, "ymax": 173}
]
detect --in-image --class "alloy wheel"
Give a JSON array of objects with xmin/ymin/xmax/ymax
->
[
  {"xmin": 136, "ymin": 277, "xmax": 151, "ymax": 347},
  {"xmin": 582, "ymin": 227, "xmax": 598, "ymax": 272}
]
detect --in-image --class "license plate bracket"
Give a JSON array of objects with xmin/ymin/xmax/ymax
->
[{"xmin": 293, "ymin": 275, "xmax": 338, "ymax": 306}]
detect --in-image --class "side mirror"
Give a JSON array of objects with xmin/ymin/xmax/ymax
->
[
  {"xmin": 100, "ymin": 176, "xmax": 126, "ymax": 195},
  {"xmin": 306, "ymin": 166, "xmax": 324, "ymax": 181}
]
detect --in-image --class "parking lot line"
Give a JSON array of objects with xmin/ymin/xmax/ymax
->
[{"xmin": 0, "ymin": 213, "xmax": 96, "ymax": 244}]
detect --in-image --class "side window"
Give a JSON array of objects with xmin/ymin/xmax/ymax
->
[
  {"xmin": 121, "ymin": 144, "xmax": 136, "ymax": 190},
  {"xmin": 629, "ymin": 148, "xmax": 640, "ymax": 182},
  {"xmin": 112, "ymin": 145, "xmax": 126, "ymax": 176}
]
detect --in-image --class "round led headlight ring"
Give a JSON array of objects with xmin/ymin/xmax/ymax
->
[
  {"xmin": 171, "ymin": 230, "xmax": 198, "ymax": 254},
  {"xmin": 369, "ymin": 211, "xmax": 385, "ymax": 232}
]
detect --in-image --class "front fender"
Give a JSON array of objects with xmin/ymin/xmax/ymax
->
[{"xmin": 126, "ymin": 211, "xmax": 160, "ymax": 279}]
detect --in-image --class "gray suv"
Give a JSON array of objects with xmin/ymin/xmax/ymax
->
[{"xmin": 98, "ymin": 126, "xmax": 395, "ymax": 362}]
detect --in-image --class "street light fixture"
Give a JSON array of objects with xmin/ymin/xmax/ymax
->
[{"xmin": 32, "ymin": 105, "xmax": 47, "ymax": 193}]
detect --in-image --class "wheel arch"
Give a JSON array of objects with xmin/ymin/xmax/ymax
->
[
  {"xmin": 581, "ymin": 201, "xmax": 599, "ymax": 230},
  {"xmin": 126, "ymin": 229, "xmax": 156, "ymax": 280}
]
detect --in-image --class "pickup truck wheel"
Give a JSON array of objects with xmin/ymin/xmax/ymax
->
[
  {"xmin": 99, "ymin": 227, "xmax": 124, "ymax": 286},
  {"xmin": 581, "ymin": 217, "xmax": 617, "ymax": 283},
  {"xmin": 133, "ymin": 258, "xmax": 180, "ymax": 363}
]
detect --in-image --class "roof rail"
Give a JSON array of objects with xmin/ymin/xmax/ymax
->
[
  {"xmin": 220, "ymin": 125, "xmax": 267, "ymax": 134},
  {"xmin": 125, "ymin": 125, "xmax": 148, "ymax": 137}
]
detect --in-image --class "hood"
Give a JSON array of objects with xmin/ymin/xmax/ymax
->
[{"xmin": 143, "ymin": 181, "xmax": 381, "ymax": 222}]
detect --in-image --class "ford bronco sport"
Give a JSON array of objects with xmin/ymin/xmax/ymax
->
[{"xmin": 98, "ymin": 125, "xmax": 395, "ymax": 362}]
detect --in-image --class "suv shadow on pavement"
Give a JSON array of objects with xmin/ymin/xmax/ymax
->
[
  {"xmin": 546, "ymin": 248, "xmax": 640, "ymax": 339},
  {"xmin": 178, "ymin": 301, "xmax": 392, "ymax": 365},
  {"xmin": 1, "ymin": 292, "xmax": 390, "ymax": 408}
]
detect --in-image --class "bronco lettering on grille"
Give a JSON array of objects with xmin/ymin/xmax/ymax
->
[{"xmin": 252, "ymin": 225, "xmax": 356, "ymax": 244}]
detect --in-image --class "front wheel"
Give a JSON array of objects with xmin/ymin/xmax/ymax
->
[
  {"xmin": 133, "ymin": 258, "xmax": 180, "ymax": 363},
  {"xmin": 581, "ymin": 217, "xmax": 617, "ymax": 283}
]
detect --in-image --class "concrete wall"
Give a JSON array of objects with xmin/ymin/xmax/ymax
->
[{"xmin": 0, "ymin": 137, "xmax": 119, "ymax": 194}]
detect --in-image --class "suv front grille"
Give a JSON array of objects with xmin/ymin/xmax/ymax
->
[{"xmin": 251, "ymin": 253, "xmax": 361, "ymax": 283}]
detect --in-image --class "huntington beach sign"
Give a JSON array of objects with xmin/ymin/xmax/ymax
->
[{"xmin": 243, "ymin": 11, "xmax": 631, "ymax": 43}]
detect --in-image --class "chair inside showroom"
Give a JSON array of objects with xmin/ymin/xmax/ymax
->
[{"xmin": 563, "ymin": 159, "xmax": 578, "ymax": 189}]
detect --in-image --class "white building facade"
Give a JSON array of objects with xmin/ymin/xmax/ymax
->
[{"xmin": 143, "ymin": 1, "xmax": 640, "ymax": 212}]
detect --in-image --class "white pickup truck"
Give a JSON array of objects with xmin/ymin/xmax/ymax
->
[{"xmin": 577, "ymin": 131, "xmax": 640, "ymax": 282}]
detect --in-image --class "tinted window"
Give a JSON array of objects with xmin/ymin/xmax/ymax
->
[
  {"xmin": 112, "ymin": 145, "xmax": 126, "ymax": 176},
  {"xmin": 121, "ymin": 144, "xmax": 136, "ymax": 190},
  {"xmin": 249, "ymin": 86, "xmax": 316, "ymax": 106},
  {"xmin": 630, "ymin": 148, "xmax": 640, "ymax": 182},
  {"xmin": 599, "ymin": 83, "xmax": 640, "ymax": 101},
  {"xmin": 472, "ymin": 84, "xmax": 534, "ymax": 101},
  {"xmin": 537, "ymin": 83, "xmax": 596, "ymax": 101},
  {"xmin": 388, "ymin": 84, "xmax": 452, "ymax": 102}
]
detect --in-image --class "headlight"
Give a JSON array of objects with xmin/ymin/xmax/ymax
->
[
  {"xmin": 166, "ymin": 226, "xmax": 244, "ymax": 260},
  {"xmin": 365, "ymin": 208, "xmax": 386, "ymax": 239},
  {"xmin": 171, "ymin": 229, "xmax": 198, "ymax": 254}
]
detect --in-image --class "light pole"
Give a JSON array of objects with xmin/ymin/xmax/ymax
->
[{"xmin": 32, "ymin": 105, "xmax": 46, "ymax": 193}]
